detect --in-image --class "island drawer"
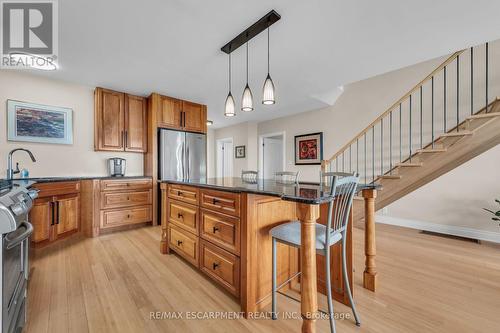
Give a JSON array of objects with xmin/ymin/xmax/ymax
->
[
  {"xmin": 100, "ymin": 178, "xmax": 152, "ymax": 192},
  {"xmin": 169, "ymin": 224, "xmax": 199, "ymax": 267},
  {"xmin": 168, "ymin": 184, "xmax": 199, "ymax": 205},
  {"xmin": 200, "ymin": 240, "xmax": 240, "ymax": 297},
  {"xmin": 200, "ymin": 209, "xmax": 240, "ymax": 255},
  {"xmin": 169, "ymin": 200, "xmax": 198, "ymax": 235},
  {"xmin": 200, "ymin": 189, "xmax": 240, "ymax": 217},
  {"xmin": 100, "ymin": 205, "xmax": 152, "ymax": 229},
  {"xmin": 100, "ymin": 189, "xmax": 152, "ymax": 209}
]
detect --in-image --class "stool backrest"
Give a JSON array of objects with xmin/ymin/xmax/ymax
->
[
  {"xmin": 275, "ymin": 171, "xmax": 299, "ymax": 184},
  {"xmin": 241, "ymin": 170, "xmax": 258, "ymax": 183},
  {"xmin": 323, "ymin": 172, "xmax": 359, "ymax": 241}
]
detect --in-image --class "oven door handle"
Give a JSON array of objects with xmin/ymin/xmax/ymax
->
[{"xmin": 4, "ymin": 222, "xmax": 33, "ymax": 250}]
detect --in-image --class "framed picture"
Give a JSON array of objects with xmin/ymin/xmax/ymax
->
[
  {"xmin": 7, "ymin": 100, "xmax": 73, "ymax": 145},
  {"xmin": 235, "ymin": 145, "xmax": 246, "ymax": 159},
  {"xmin": 294, "ymin": 132, "xmax": 323, "ymax": 165}
]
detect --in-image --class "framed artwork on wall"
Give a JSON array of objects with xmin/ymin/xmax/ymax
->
[
  {"xmin": 235, "ymin": 145, "xmax": 246, "ymax": 158},
  {"xmin": 294, "ymin": 132, "xmax": 323, "ymax": 165},
  {"xmin": 7, "ymin": 100, "xmax": 73, "ymax": 145}
]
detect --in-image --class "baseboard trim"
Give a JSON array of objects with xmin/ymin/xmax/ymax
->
[{"xmin": 376, "ymin": 215, "xmax": 500, "ymax": 244}]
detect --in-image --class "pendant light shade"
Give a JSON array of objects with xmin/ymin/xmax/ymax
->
[
  {"xmin": 262, "ymin": 26, "xmax": 275, "ymax": 105},
  {"xmin": 224, "ymin": 53, "xmax": 236, "ymax": 117},
  {"xmin": 224, "ymin": 92, "xmax": 236, "ymax": 117},
  {"xmin": 262, "ymin": 74, "xmax": 275, "ymax": 105},
  {"xmin": 241, "ymin": 42, "xmax": 254, "ymax": 112}
]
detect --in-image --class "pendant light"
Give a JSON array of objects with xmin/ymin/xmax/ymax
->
[
  {"xmin": 241, "ymin": 41, "xmax": 254, "ymax": 111},
  {"xmin": 262, "ymin": 25, "xmax": 276, "ymax": 105},
  {"xmin": 224, "ymin": 52, "xmax": 236, "ymax": 117}
]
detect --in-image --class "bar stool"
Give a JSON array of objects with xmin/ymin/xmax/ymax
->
[
  {"xmin": 274, "ymin": 171, "xmax": 299, "ymax": 184},
  {"xmin": 270, "ymin": 172, "xmax": 360, "ymax": 333},
  {"xmin": 241, "ymin": 170, "xmax": 258, "ymax": 183}
]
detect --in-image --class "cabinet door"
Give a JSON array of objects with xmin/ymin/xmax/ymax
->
[
  {"xmin": 125, "ymin": 94, "xmax": 147, "ymax": 152},
  {"xmin": 182, "ymin": 101, "xmax": 206, "ymax": 133},
  {"xmin": 29, "ymin": 197, "xmax": 53, "ymax": 244},
  {"xmin": 158, "ymin": 96, "xmax": 182, "ymax": 129},
  {"xmin": 95, "ymin": 88, "xmax": 125, "ymax": 151},
  {"xmin": 55, "ymin": 194, "xmax": 80, "ymax": 237}
]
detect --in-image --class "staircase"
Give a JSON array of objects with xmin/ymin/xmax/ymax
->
[{"xmin": 322, "ymin": 41, "xmax": 500, "ymax": 222}]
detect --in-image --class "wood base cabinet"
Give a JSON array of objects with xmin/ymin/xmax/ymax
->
[{"xmin": 30, "ymin": 181, "xmax": 81, "ymax": 247}]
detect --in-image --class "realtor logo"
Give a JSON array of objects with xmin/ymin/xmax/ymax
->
[{"xmin": 1, "ymin": 0, "xmax": 58, "ymax": 70}]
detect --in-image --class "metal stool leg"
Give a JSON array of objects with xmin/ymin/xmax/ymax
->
[
  {"xmin": 272, "ymin": 237, "xmax": 277, "ymax": 320},
  {"xmin": 325, "ymin": 246, "xmax": 337, "ymax": 333},
  {"xmin": 342, "ymin": 236, "xmax": 361, "ymax": 326}
]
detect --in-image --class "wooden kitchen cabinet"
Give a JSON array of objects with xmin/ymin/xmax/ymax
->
[
  {"xmin": 29, "ymin": 181, "xmax": 81, "ymax": 247},
  {"xmin": 156, "ymin": 95, "xmax": 206, "ymax": 133},
  {"xmin": 95, "ymin": 87, "xmax": 147, "ymax": 153}
]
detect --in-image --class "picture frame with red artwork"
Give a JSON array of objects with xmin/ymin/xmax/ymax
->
[{"xmin": 294, "ymin": 132, "xmax": 323, "ymax": 165}]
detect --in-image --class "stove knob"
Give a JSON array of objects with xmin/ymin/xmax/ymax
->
[
  {"xmin": 10, "ymin": 202, "xmax": 26, "ymax": 216},
  {"xmin": 27, "ymin": 189, "xmax": 39, "ymax": 200}
]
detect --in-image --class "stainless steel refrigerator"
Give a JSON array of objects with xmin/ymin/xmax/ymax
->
[{"xmin": 159, "ymin": 129, "xmax": 206, "ymax": 181}]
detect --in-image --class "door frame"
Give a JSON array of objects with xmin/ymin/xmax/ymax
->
[
  {"xmin": 259, "ymin": 131, "xmax": 286, "ymax": 179},
  {"xmin": 216, "ymin": 137, "xmax": 233, "ymax": 178}
]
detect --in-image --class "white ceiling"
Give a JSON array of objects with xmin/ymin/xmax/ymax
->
[{"xmin": 29, "ymin": 0, "xmax": 500, "ymax": 128}]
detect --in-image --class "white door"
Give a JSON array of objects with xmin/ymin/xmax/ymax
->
[
  {"xmin": 216, "ymin": 139, "xmax": 233, "ymax": 178},
  {"xmin": 262, "ymin": 136, "xmax": 284, "ymax": 179}
]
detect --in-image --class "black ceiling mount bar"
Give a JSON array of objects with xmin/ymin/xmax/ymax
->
[{"xmin": 221, "ymin": 10, "xmax": 281, "ymax": 54}]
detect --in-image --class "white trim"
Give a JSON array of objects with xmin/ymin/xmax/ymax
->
[
  {"xmin": 216, "ymin": 137, "xmax": 233, "ymax": 178},
  {"xmin": 376, "ymin": 215, "xmax": 500, "ymax": 244},
  {"xmin": 259, "ymin": 131, "xmax": 286, "ymax": 179}
]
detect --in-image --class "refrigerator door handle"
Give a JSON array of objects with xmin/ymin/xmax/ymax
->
[{"xmin": 186, "ymin": 142, "xmax": 190, "ymax": 180}]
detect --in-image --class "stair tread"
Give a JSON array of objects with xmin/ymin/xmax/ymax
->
[
  {"xmin": 395, "ymin": 162, "xmax": 423, "ymax": 167},
  {"xmin": 467, "ymin": 113, "xmax": 500, "ymax": 120},
  {"xmin": 439, "ymin": 131, "xmax": 473, "ymax": 138},
  {"xmin": 378, "ymin": 175, "xmax": 402, "ymax": 179},
  {"xmin": 416, "ymin": 148, "xmax": 447, "ymax": 153}
]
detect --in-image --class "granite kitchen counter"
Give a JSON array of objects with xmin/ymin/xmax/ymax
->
[
  {"xmin": 2, "ymin": 176, "xmax": 152, "ymax": 184},
  {"xmin": 160, "ymin": 177, "xmax": 378, "ymax": 204}
]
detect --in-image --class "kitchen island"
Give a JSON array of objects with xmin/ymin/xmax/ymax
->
[{"xmin": 160, "ymin": 178, "xmax": 378, "ymax": 333}]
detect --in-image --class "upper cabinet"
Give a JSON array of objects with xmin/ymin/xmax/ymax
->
[
  {"xmin": 156, "ymin": 94, "xmax": 207, "ymax": 134},
  {"xmin": 95, "ymin": 87, "xmax": 147, "ymax": 153}
]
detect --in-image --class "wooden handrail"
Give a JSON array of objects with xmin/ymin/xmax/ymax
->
[{"xmin": 325, "ymin": 49, "xmax": 466, "ymax": 163}]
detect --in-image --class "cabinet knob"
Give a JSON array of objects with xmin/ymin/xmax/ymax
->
[
  {"xmin": 212, "ymin": 262, "xmax": 219, "ymax": 270},
  {"xmin": 127, "ymin": 214, "xmax": 131, "ymax": 218},
  {"xmin": 212, "ymin": 226, "xmax": 219, "ymax": 233},
  {"xmin": 177, "ymin": 240, "xmax": 183, "ymax": 246},
  {"xmin": 177, "ymin": 213, "xmax": 183, "ymax": 219}
]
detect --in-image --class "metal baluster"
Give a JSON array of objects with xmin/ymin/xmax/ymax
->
[
  {"xmin": 409, "ymin": 94, "xmax": 412, "ymax": 162},
  {"xmin": 349, "ymin": 145, "xmax": 352, "ymax": 173},
  {"xmin": 486, "ymin": 42, "xmax": 489, "ymax": 113},
  {"xmin": 456, "ymin": 54, "xmax": 459, "ymax": 131},
  {"xmin": 399, "ymin": 103, "xmax": 402, "ymax": 162},
  {"xmin": 372, "ymin": 126, "xmax": 375, "ymax": 183},
  {"xmin": 444, "ymin": 66, "xmax": 447, "ymax": 132},
  {"xmin": 471, "ymin": 47, "xmax": 474, "ymax": 116},
  {"xmin": 364, "ymin": 133, "xmax": 367, "ymax": 184},
  {"xmin": 420, "ymin": 85, "xmax": 423, "ymax": 149},
  {"xmin": 390, "ymin": 111, "xmax": 393, "ymax": 174},
  {"xmin": 356, "ymin": 138, "xmax": 359, "ymax": 174},
  {"xmin": 381, "ymin": 117, "xmax": 383, "ymax": 175},
  {"xmin": 432, "ymin": 76, "xmax": 435, "ymax": 149}
]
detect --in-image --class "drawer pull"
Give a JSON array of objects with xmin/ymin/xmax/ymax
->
[
  {"xmin": 212, "ymin": 198, "xmax": 219, "ymax": 205},
  {"xmin": 127, "ymin": 196, "xmax": 130, "ymax": 200},
  {"xmin": 177, "ymin": 191, "xmax": 183, "ymax": 196},
  {"xmin": 212, "ymin": 262, "xmax": 219, "ymax": 270},
  {"xmin": 177, "ymin": 240, "xmax": 183, "ymax": 246},
  {"xmin": 177, "ymin": 213, "xmax": 183, "ymax": 219},
  {"xmin": 212, "ymin": 226, "xmax": 219, "ymax": 233},
  {"xmin": 127, "ymin": 214, "xmax": 131, "ymax": 218}
]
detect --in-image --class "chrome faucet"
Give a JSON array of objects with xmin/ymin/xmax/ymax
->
[{"xmin": 7, "ymin": 148, "xmax": 36, "ymax": 180}]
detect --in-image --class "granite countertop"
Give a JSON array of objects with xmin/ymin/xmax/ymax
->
[
  {"xmin": 161, "ymin": 177, "xmax": 378, "ymax": 204},
  {"xmin": 1, "ymin": 176, "xmax": 152, "ymax": 184}
]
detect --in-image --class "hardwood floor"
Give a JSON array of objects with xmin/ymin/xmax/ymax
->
[{"xmin": 26, "ymin": 224, "xmax": 500, "ymax": 333}]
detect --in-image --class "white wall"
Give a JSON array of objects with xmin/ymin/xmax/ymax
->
[{"xmin": 0, "ymin": 70, "xmax": 144, "ymax": 177}]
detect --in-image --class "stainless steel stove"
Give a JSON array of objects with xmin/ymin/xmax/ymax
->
[{"xmin": 0, "ymin": 180, "xmax": 37, "ymax": 333}]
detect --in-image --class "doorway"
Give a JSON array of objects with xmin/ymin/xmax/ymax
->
[
  {"xmin": 259, "ymin": 132, "xmax": 285, "ymax": 180},
  {"xmin": 216, "ymin": 138, "xmax": 233, "ymax": 178}
]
